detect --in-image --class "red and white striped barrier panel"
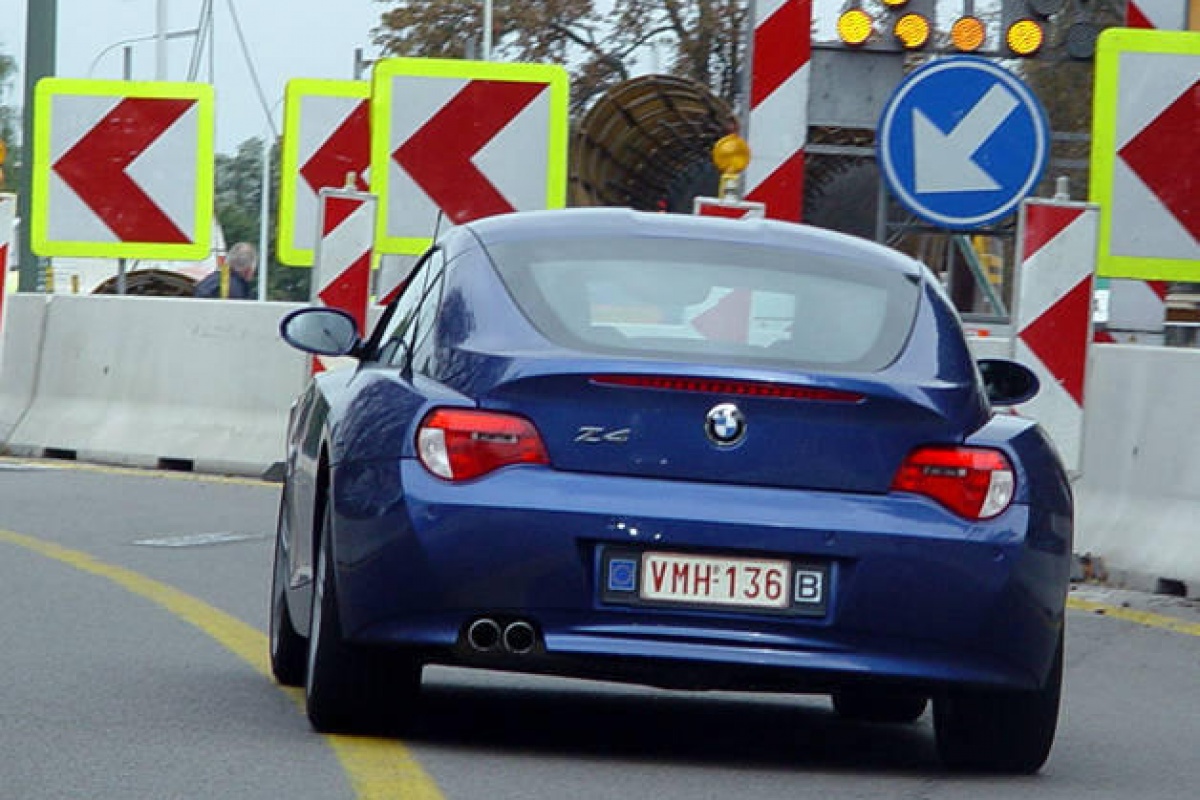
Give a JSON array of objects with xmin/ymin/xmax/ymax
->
[
  {"xmin": 745, "ymin": 0, "xmax": 810, "ymax": 222},
  {"xmin": 376, "ymin": 253, "xmax": 420, "ymax": 307},
  {"xmin": 312, "ymin": 188, "xmax": 376, "ymax": 375},
  {"xmin": 1125, "ymin": 0, "xmax": 1187, "ymax": 29},
  {"xmin": 1012, "ymin": 199, "xmax": 1100, "ymax": 474},
  {"xmin": 693, "ymin": 196, "xmax": 767, "ymax": 220},
  {"xmin": 0, "ymin": 194, "xmax": 14, "ymax": 342}
]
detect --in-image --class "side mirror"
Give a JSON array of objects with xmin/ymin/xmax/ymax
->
[
  {"xmin": 280, "ymin": 307, "xmax": 361, "ymax": 357},
  {"xmin": 977, "ymin": 358, "xmax": 1040, "ymax": 407}
]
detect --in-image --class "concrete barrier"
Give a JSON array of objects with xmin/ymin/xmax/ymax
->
[
  {"xmin": 1, "ymin": 294, "xmax": 1197, "ymax": 590},
  {"xmin": 0, "ymin": 294, "xmax": 51, "ymax": 446},
  {"xmin": 1074, "ymin": 344, "xmax": 1200, "ymax": 592},
  {"xmin": 1, "ymin": 294, "xmax": 308, "ymax": 477}
]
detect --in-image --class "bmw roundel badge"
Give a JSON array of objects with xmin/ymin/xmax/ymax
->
[{"xmin": 705, "ymin": 403, "xmax": 746, "ymax": 446}]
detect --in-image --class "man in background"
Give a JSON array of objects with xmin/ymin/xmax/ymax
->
[{"xmin": 195, "ymin": 242, "xmax": 257, "ymax": 299}]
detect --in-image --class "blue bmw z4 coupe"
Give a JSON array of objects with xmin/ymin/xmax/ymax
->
[{"xmin": 271, "ymin": 207, "xmax": 1072, "ymax": 772}]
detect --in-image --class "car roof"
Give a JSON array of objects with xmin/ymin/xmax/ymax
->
[{"xmin": 462, "ymin": 207, "xmax": 924, "ymax": 281}]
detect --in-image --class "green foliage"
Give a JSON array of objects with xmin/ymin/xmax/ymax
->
[
  {"xmin": 0, "ymin": 47, "xmax": 18, "ymax": 191},
  {"xmin": 373, "ymin": 0, "xmax": 748, "ymax": 111},
  {"xmin": 213, "ymin": 137, "xmax": 310, "ymax": 302},
  {"xmin": 214, "ymin": 140, "xmax": 262, "ymax": 245}
]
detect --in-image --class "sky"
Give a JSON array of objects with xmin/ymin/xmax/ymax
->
[
  {"xmin": 0, "ymin": 1, "xmax": 1012, "ymax": 155},
  {"xmin": 0, "ymin": 0, "xmax": 385, "ymax": 153}
]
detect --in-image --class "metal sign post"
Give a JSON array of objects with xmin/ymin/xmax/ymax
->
[{"xmin": 18, "ymin": 0, "xmax": 58, "ymax": 291}]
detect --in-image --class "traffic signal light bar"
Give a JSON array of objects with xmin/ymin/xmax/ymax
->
[{"xmin": 836, "ymin": 0, "xmax": 1102, "ymax": 59}]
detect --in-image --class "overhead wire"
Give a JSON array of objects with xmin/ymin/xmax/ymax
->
[
  {"xmin": 186, "ymin": 0, "xmax": 214, "ymax": 82},
  {"xmin": 224, "ymin": 0, "xmax": 280, "ymax": 140}
]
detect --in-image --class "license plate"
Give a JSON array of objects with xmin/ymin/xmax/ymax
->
[{"xmin": 641, "ymin": 552, "xmax": 793, "ymax": 609}]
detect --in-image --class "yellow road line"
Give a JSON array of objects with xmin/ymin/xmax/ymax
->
[
  {"xmin": 1067, "ymin": 596, "xmax": 1200, "ymax": 638},
  {"xmin": 0, "ymin": 528, "xmax": 444, "ymax": 800}
]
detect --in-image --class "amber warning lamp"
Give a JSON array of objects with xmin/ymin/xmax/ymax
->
[
  {"xmin": 950, "ymin": 16, "xmax": 987, "ymax": 52},
  {"xmin": 712, "ymin": 134, "xmax": 751, "ymax": 199},
  {"xmin": 893, "ymin": 12, "xmax": 932, "ymax": 49},
  {"xmin": 837, "ymin": 9, "xmax": 874, "ymax": 46},
  {"xmin": 1006, "ymin": 19, "xmax": 1045, "ymax": 56}
]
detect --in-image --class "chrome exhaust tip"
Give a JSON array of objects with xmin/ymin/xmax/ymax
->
[
  {"xmin": 466, "ymin": 617, "xmax": 502, "ymax": 652},
  {"xmin": 502, "ymin": 620, "xmax": 537, "ymax": 655}
]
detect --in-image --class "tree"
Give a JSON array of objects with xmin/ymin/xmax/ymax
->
[
  {"xmin": 970, "ymin": 0, "xmax": 1121, "ymax": 205},
  {"xmin": 0, "ymin": 46, "xmax": 19, "ymax": 192},
  {"xmin": 372, "ymin": 0, "xmax": 748, "ymax": 111},
  {"xmin": 214, "ymin": 137, "xmax": 310, "ymax": 302},
  {"xmin": 214, "ymin": 139, "xmax": 264, "ymax": 246}
]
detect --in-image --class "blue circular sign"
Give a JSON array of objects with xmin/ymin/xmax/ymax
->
[{"xmin": 877, "ymin": 56, "xmax": 1050, "ymax": 230}]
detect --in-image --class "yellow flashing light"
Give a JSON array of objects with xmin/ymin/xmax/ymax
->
[
  {"xmin": 893, "ymin": 13, "xmax": 931, "ymax": 49},
  {"xmin": 881, "ymin": 0, "xmax": 909, "ymax": 6},
  {"xmin": 1007, "ymin": 19, "xmax": 1045, "ymax": 56},
  {"xmin": 838, "ymin": 9, "xmax": 873, "ymax": 46},
  {"xmin": 712, "ymin": 134, "xmax": 751, "ymax": 176},
  {"xmin": 950, "ymin": 16, "xmax": 987, "ymax": 52}
]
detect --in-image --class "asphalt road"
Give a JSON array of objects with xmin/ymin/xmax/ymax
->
[{"xmin": 1, "ymin": 458, "xmax": 1198, "ymax": 799}]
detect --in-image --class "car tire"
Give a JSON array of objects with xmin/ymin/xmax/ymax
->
[
  {"xmin": 934, "ymin": 631, "xmax": 1063, "ymax": 774},
  {"xmin": 831, "ymin": 689, "xmax": 928, "ymax": 724},
  {"xmin": 305, "ymin": 504, "xmax": 420, "ymax": 734},
  {"xmin": 269, "ymin": 519, "xmax": 307, "ymax": 687}
]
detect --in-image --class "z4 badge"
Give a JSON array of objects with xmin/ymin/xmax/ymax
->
[{"xmin": 574, "ymin": 426, "xmax": 632, "ymax": 444}]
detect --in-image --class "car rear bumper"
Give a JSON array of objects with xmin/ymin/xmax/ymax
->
[{"xmin": 330, "ymin": 461, "xmax": 1070, "ymax": 693}]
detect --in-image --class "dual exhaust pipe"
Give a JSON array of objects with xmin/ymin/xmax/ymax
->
[{"xmin": 466, "ymin": 617, "xmax": 538, "ymax": 655}]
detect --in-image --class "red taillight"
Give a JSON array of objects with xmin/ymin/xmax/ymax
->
[
  {"xmin": 416, "ymin": 408, "xmax": 549, "ymax": 481},
  {"xmin": 590, "ymin": 374, "xmax": 863, "ymax": 403},
  {"xmin": 891, "ymin": 446, "xmax": 1015, "ymax": 520}
]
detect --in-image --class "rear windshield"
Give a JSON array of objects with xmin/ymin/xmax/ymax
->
[{"xmin": 486, "ymin": 236, "xmax": 920, "ymax": 373}]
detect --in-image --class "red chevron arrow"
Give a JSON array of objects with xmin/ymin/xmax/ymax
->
[
  {"xmin": 392, "ymin": 80, "xmax": 546, "ymax": 224},
  {"xmin": 318, "ymin": 252, "xmax": 372, "ymax": 331},
  {"xmin": 1020, "ymin": 276, "xmax": 1092, "ymax": 406},
  {"xmin": 1119, "ymin": 79, "xmax": 1200, "ymax": 244},
  {"xmin": 52, "ymin": 97, "xmax": 195, "ymax": 243},
  {"xmin": 301, "ymin": 99, "xmax": 370, "ymax": 194}
]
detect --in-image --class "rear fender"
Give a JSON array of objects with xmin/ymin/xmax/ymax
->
[{"xmin": 967, "ymin": 414, "xmax": 1073, "ymax": 554}]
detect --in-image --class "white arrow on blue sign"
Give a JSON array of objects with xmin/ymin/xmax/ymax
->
[{"xmin": 877, "ymin": 56, "xmax": 1050, "ymax": 230}]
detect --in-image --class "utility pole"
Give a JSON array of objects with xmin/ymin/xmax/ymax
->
[
  {"xmin": 18, "ymin": 0, "xmax": 57, "ymax": 291},
  {"xmin": 482, "ymin": 0, "xmax": 493, "ymax": 60},
  {"xmin": 156, "ymin": 0, "xmax": 168, "ymax": 80}
]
